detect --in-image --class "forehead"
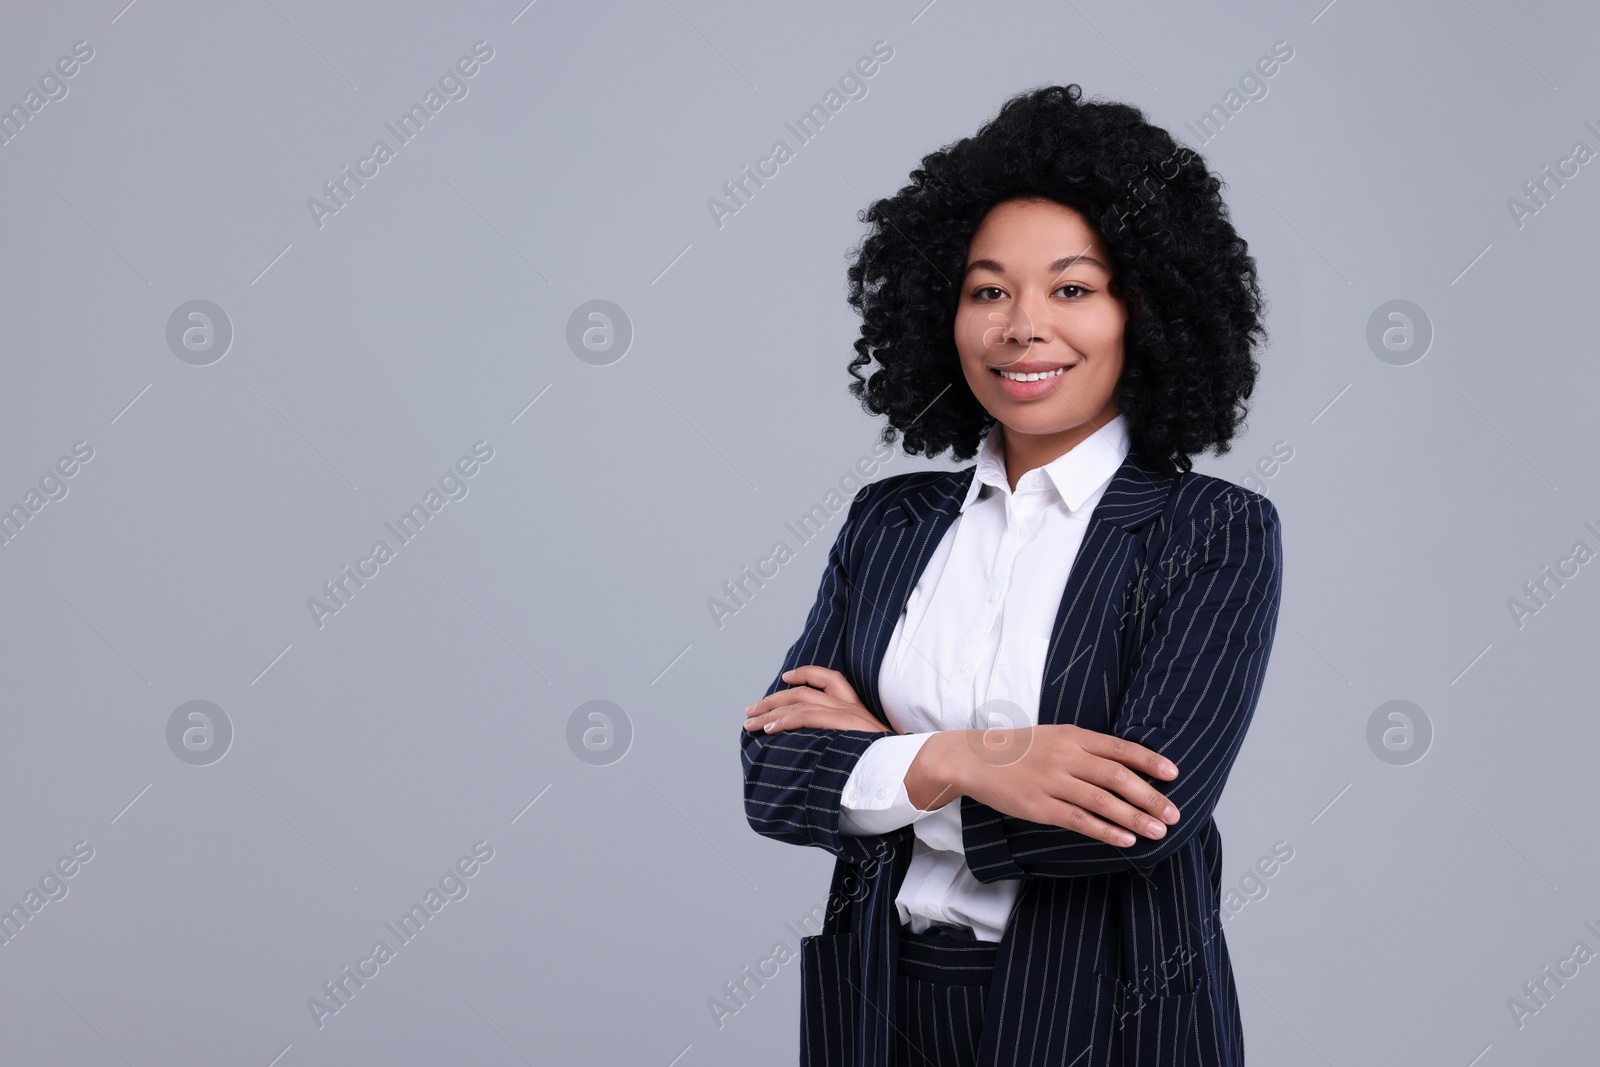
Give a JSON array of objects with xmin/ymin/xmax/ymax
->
[{"xmin": 966, "ymin": 198, "xmax": 1110, "ymax": 273}]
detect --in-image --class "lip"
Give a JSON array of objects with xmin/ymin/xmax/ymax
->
[{"xmin": 988, "ymin": 360, "xmax": 1076, "ymax": 400}]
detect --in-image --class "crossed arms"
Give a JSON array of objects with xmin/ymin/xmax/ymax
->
[{"xmin": 740, "ymin": 483, "xmax": 1283, "ymax": 879}]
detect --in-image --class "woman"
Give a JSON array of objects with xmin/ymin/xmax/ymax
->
[{"xmin": 741, "ymin": 84, "xmax": 1282, "ymax": 1067}]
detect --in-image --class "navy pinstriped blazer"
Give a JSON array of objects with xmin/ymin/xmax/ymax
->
[{"xmin": 741, "ymin": 446, "xmax": 1283, "ymax": 1067}]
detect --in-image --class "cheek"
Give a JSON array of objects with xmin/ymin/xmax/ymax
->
[
  {"xmin": 1063, "ymin": 322, "xmax": 1126, "ymax": 383},
  {"xmin": 958, "ymin": 352, "xmax": 992, "ymax": 398},
  {"xmin": 953, "ymin": 308, "xmax": 991, "ymax": 356},
  {"xmin": 1068, "ymin": 304, "xmax": 1126, "ymax": 350},
  {"xmin": 1098, "ymin": 303, "xmax": 1130, "ymax": 348},
  {"xmin": 1078, "ymin": 352, "xmax": 1123, "ymax": 396},
  {"xmin": 953, "ymin": 313, "xmax": 995, "ymax": 380}
]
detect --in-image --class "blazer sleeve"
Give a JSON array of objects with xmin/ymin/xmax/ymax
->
[
  {"xmin": 740, "ymin": 483, "xmax": 908, "ymax": 867},
  {"xmin": 959, "ymin": 490, "xmax": 1284, "ymax": 880}
]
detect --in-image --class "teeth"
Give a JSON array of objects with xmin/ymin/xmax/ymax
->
[{"xmin": 998, "ymin": 367, "xmax": 1067, "ymax": 382}]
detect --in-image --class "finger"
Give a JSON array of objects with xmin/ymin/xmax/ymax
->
[
  {"xmin": 745, "ymin": 704, "xmax": 870, "ymax": 734},
  {"xmin": 781, "ymin": 665, "xmax": 861, "ymax": 704},
  {"xmin": 746, "ymin": 701, "xmax": 892, "ymax": 735},
  {"xmin": 1058, "ymin": 776, "xmax": 1172, "ymax": 839},
  {"xmin": 743, "ymin": 705, "xmax": 798, "ymax": 730},
  {"xmin": 743, "ymin": 704, "xmax": 782, "ymax": 729},
  {"xmin": 1080, "ymin": 731, "xmax": 1179, "ymax": 781},
  {"xmin": 1079, "ymin": 757, "xmax": 1181, "ymax": 824},
  {"xmin": 745, "ymin": 702, "xmax": 831, "ymax": 733},
  {"xmin": 743, "ymin": 688, "xmax": 813, "ymax": 722},
  {"xmin": 1038, "ymin": 798, "xmax": 1140, "ymax": 847},
  {"xmin": 744, "ymin": 686, "xmax": 845, "ymax": 722}
]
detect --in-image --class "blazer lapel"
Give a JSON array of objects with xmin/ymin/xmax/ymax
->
[
  {"xmin": 847, "ymin": 473, "xmax": 966, "ymax": 724},
  {"xmin": 1037, "ymin": 447, "xmax": 1175, "ymax": 729},
  {"xmin": 849, "ymin": 449, "xmax": 1175, "ymax": 731}
]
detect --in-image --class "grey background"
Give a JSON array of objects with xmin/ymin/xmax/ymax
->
[{"xmin": 1, "ymin": 0, "xmax": 1596, "ymax": 1064}]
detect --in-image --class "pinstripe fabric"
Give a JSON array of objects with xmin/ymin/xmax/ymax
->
[
  {"xmin": 894, "ymin": 971, "xmax": 988, "ymax": 1067},
  {"xmin": 893, "ymin": 926, "xmax": 998, "ymax": 1067},
  {"xmin": 744, "ymin": 447, "xmax": 1283, "ymax": 1067}
]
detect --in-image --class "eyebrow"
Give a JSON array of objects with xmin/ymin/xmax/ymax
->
[{"xmin": 963, "ymin": 254, "xmax": 1110, "ymax": 277}]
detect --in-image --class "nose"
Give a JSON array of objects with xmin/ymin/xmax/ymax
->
[{"xmin": 995, "ymin": 290, "xmax": 1052, "ymax": 353}]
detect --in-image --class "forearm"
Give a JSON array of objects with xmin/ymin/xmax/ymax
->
[
  {"xmin": 835, "ymin": 730, "xmax": 974, "ymax": 837},
  {"xmin": 833, "ymin": 730, "xmax": 974, "ymax": 856},
  {"xmin": 923, "ymin": 724, "xmax": 1185, "ymax": 877},
  {"xmin": 742, "ymin": 726, "xmax": 894, "ymax": 865},
  {"xmin": 903, "ymin": 729, "xmax": 976, "ymax": 812}
]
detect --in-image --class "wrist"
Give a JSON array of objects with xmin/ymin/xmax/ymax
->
[{"xmin": 905, "ymin": 730, "xmax": 977, "ymax": 812}]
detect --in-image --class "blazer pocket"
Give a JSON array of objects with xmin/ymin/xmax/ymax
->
[
  {"xmin": 1097, "ymin": 972, "xmax": 1205, "ymax": 1067},
  {"xmin": 799, "ymin": 932, "xmax": 859, "ymax": 1067}
]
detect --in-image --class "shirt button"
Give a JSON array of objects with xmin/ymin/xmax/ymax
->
[
  {"xmin": 988, "ymin": 589, "xmax": 1000, "ymax": 602},
  {"xmin": 847, "ymin": 788, "xmax": 859, "ymax": 803},
  {"xmin": 958, "ymin": 659, "xmax": 972, "ymax": 672},
  {"xmin": 876, "ymin": 786, "xmax": 889, "ymax": 800}
]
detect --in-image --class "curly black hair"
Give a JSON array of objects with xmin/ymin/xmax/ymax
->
[{"xmin": 844, "ymin": 83, "xmax": 1267, "ymax": 474}]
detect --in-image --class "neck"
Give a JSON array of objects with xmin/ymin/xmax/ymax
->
[{"xmin": 1001, "ymin": 408, "xmax": 1119, "ymax": 492}]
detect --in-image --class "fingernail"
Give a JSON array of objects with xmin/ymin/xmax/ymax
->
[
  {"xmin": 745, "ymin": 704, "xmax": 755, "ymax": 714},
  {"xmin": 1117, "ymin": 832, "xmax": 1135, "ymax": 846},
  {"xmin": 1147, "ymin": 821, "xmax": 1165, "ymax": 837},
  {"xmin": 1164, "ymin": 807, "xmax": 1178, "ymax": 823},
  {"xmin": 1162, "ymin": 763, "xmax": 1177, "ymax": 777}
]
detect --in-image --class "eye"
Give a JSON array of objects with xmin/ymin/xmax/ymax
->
[
  {"xmin": 1056, "ymin": 284, "xmax": 1090, "ymax": 299},
  {"xmin": 972, "ymin": 285, "xmax": 1005, "ymax": 301}
]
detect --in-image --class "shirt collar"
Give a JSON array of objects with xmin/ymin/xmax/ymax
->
[{"xmin": 959, "ymin": 414, "xmax": 1131, "ymax": 514}]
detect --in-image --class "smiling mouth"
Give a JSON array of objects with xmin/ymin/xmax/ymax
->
[{"xmin": 992, "ymin": 366, "xmax": 1071, "ymax": 382}]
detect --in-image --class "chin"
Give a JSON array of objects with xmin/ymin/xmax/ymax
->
[
  {"xmin": 1004, "ymin": 417, "xmax": 1094, "ymax": 438},
  {"xmin": 988, "ymin": 400, "xmax": 1097, "ymax": 434}
]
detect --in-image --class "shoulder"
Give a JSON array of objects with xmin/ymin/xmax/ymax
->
[
  {"xmin": 832, "ymin": 467, "xmax": 970, "ymax": 563},
  {"xmin": 849, "ymin": 466, "xmax": 970, "ymax": 522},
  {"xmin": 1163, "ymin": 470, "xmax": 1282, "ymax": 531},
  {"xmin": 1153, "ymin": 471, "xmax": 1283, "ymax": 583},
  {"xmin": 1152, "ymin": 470, "xmax": 1286, "ymax": 598}
]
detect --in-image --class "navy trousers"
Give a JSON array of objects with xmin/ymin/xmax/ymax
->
[{"xmin": 892, "ymin": 924, "xmax": 999, "ymax": 1067}]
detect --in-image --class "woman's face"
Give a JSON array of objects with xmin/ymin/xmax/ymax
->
[{"xmin": 954, "ymin": 197, "xmax": 1127, "ymax": 448}]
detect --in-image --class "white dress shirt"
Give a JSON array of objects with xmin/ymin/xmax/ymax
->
[{"xmin": 838, "ymin": 414, "xmax": 1131, "ymax": 942}]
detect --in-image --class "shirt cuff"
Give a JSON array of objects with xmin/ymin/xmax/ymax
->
[{"xmin": 837, "ymin": 733, "xmax": 935, "ymax": 836}]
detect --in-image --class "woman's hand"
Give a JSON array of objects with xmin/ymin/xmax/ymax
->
[
  {"xmin": 949, "ymin": 724, "xmax": 1181, "ymax": 847},
  {"xmin": 743, "ymin": 666, "xmax": 894, "ymax": 735}
]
